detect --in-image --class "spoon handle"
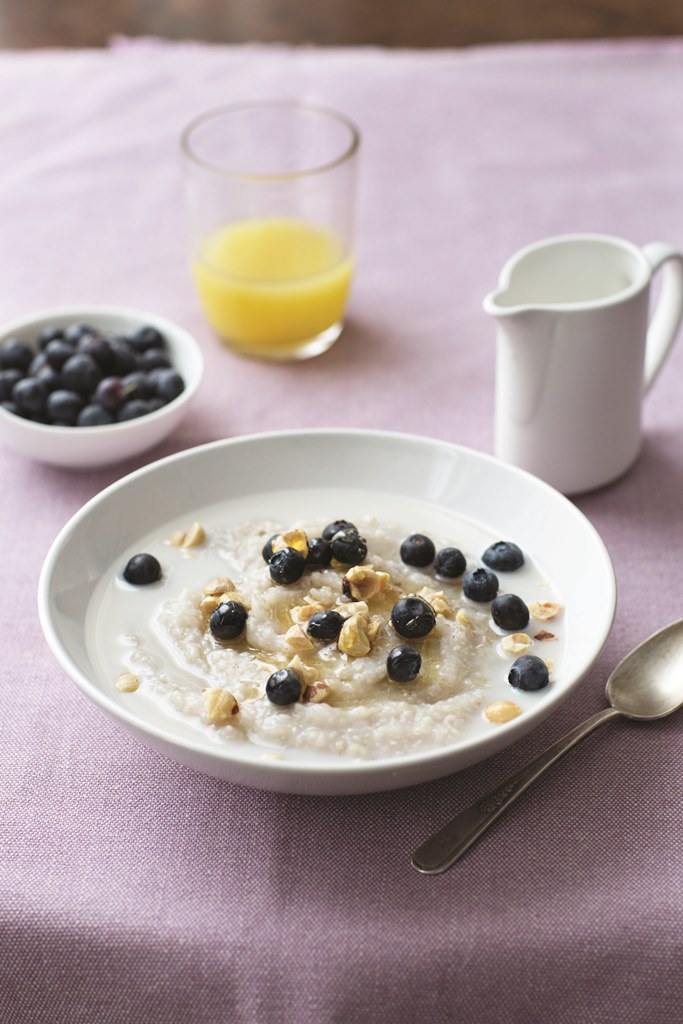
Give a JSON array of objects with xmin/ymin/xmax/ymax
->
[{"xmin": 412, "ymin": 706, "xmax": 621, "ymax": 875}]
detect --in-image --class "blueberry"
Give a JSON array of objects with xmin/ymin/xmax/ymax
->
[
  {"xmin": 138, "ymin": 348, "xmax": 171, "ymax": 372},
  {"xmin": 12, "ymin": 378, "xmax": 47, "ymax": 417},
  {"xmin": 147, "ymin": 397, "xmax": 165, "ymax": 413},
  {"xmin": 38, "ymin": 325, "xmax": 64, "ymax": 348},
  {"xmin": 491, "ymin": 594, "xmax": 530, "ymax": 632},
  {"xmin": 435, "ymin": 547, "xmax": 467, "ymax": 579},
  {"xmin": 462, "ymin": 568, "xmax": 499, "ymax": 602},
  {"xmin": 400, "ymin": 533, "xmax": 435, "ymax": 567},
  {"xmin": 129, "ymin": 325, "xmax": 165, "ymax": 352},
  {"xmin": 154, "ymin": 369, "xmax": 184, "ymax": 403},
  {"xmin": 64, "ymin": 323, "xmax": 96, "ymax": 344},
  {"xmin": 35, "ymin": 365, "xmax": 63, "ymax": 393},
  {"xmin": 482, "ymin": 541, "xmax": 525, "ymax": 572},
  {"xmin": 46, "ymin": 389, "xmax": 85, "ymax": 425},
  {"xmin": 1, "ymin": 338, "xmax": 33, "ymax": 373},
  {"xmin": 117, "ymin": 399, "xmax": 152, "ymax": 421},
  {"xmin": 390, "ymin": 596, "xmax": 436, "ymax": 639},
  {"xmin": 0, "ymin": 368, "xmax": 23, "ymax": 401},
  {"xmin": 322, "ymin": 519, "xmax": 356, "ymax": 541},
  {"xmin": 261, "ymin": 533, "xmax": 278, "ymax": 563},
  {"xmin": 209, "ymin": 600, "xmax": 248, "ymax": 641},
  {"xmin": 2, "ymin": 400, "xmax": 20, "ymax": 417},
  {"xmin": 123, "ymin": 552, "xmax": 161, "ymax": 585},
  {"xmin": 45, "ymin": 339, "xmax": 77, "ymax": 371},
  {"xmin": 109, "ymin": 338, "xmax": 138, "ymax": 376},
  {"xmin": 306, "ymin": 610, "xmax": 344, "ymax": 642},
  {"xmin": 95, "ymin": 377, "xmax": 126, "ymax": 412},
  {"xmin": 386, "ymin": 644, "xmax": 422, "ymax": 682},
  {"xmin": 121, "ymin": 371, "xmax": 152, "ymax": 401},
  {"xmin": 305, "ymin": 537, "xmax": 332, "ymax": 570},
  {"xmin": 61, "ymin": 353, "xmax": 102, "ymax": 397},
  {"xmin": 77, "ymin": 403, "xmax": 115, "ymax": 427},
  {"xmin": 508, "ymin": 654, "xmax": 549, "ymax": 691},
  {"xmin": 269, "ymin": 546, "xmax": 306, "ymax": 584},
  {"xmin": 266, "ymin": 667, "xmax": 302, "ymax": 706},
  {"xmin": 330, "ymin": 528, "xmax": 367, "ymax": 566},
  {"xmin": 77, "ymin": 334, "xmax": 116, "ymax": 373},
  {"xmin": 28, "ymin": 352, "xmax": 49, "ymax": 375}
]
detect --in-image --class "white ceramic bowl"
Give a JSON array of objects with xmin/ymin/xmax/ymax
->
[
  {"xmin": 38, "ymin": 430, "xmax": 616, "ymax": 795},
  {"xmin": 0, "ymin": 305, "xmax": 203, "ymax": 468}
]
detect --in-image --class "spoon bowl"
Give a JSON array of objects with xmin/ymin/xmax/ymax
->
[
  {"xmin": 607, "ymin": 620, "xmax": 683, "ymax": 720},
  {"xmin": 413, "ymin": 619, "xmax": 683, "ymax": 874}
]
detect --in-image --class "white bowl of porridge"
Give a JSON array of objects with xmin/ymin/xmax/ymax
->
[{"xmin": 38, "ymin": 430, "xmax": 616, "ymax": 795}]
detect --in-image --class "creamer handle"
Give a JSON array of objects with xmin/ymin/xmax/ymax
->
[{"xmin": 642, "ymin": 242, "xmax": 683, "ymax": 392}]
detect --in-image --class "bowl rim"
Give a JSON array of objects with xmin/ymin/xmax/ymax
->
[
  {"xmin": 0, "ymin": 304, "xmax": 204, "ymax": 436},
  {"xmin": 37, "ymin": 428, "xmax": 617, "ymax": 782}
]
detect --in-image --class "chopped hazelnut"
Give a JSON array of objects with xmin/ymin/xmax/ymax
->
[
  {"xmin": 338, "ymin": 615, "xmax": 372, "ymax": 657},
  {"xmin": 302, "ymin": 683, "xmax": 332, "ymax": 704},
  {"xmin": 342, "ymin": 565, "xmax": 391, "ymax": 601},
  {"xmin": 170, "ymin": 522, "xmax": 206, "ymax": 548},
  {"xmin": 287, "ymin": 655, "xmax": 318, "ymax": 687},
  {"xmin": 284, "ymin": 623, "xmax": 316, "ymax": 652},
  {"xmin": 418, "ymin": 587, "xmax": 454, "ymax": 618},
  {"xmin": 203, "ymin": 688, "xmax": 239, "ymax": 725},
  {"xmin": 529, "ymin": 600, "xmax": 562, "ymax": 621},
  {"xmin": 291, "ymin": 602, "xmax": 325, "ymax": 624},
  {"xmin": 271, "ymin": 529, "xmax": 309, "ymax": 559},
  {"xmin": 485, "ymin": 700, "xmax": 522, "ymax": 724},
  {"xmin": 115, "ymin": 672, "xmax": 140, "ymax": 693},
  {"xmin": 366, "ymin": 616, "xmax": 382, "ymax": 642},
  {"xmin": 501, "ymin": 632, "xmax": 532, "ymax": 655},
  {"xmin": 200, "ymin": 593, "xmax": 226, "ymax": 618},
  {"xmin": 203, "ymin": 576, "xmax": 235, "ymax": 597}
]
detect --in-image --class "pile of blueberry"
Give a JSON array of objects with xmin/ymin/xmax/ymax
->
[{"xmin": 0, "ymin": 322, "xmax": 185, "ymax": 427}]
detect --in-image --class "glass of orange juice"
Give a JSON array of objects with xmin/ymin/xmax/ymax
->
[{"xmin": 181, "ymin": 101, "xmax": 360, "ymax": 361}]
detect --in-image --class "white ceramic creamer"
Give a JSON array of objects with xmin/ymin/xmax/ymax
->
[{"xmin": 484, "ymin": 234, "xmax": 683, "ymax": 494}]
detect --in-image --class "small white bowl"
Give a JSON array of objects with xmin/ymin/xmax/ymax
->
[{"xmin": 0, "ymin": 305, "xmax": 203, "ymax": 468}]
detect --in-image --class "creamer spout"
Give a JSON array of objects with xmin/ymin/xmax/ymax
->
[{"xmin": 483, "ymin": 288, "xmax": 536, "ymax": 318}]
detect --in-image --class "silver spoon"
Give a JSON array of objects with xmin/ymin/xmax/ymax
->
[{"xmin": 412, "ymin": 619, "xmax": 683, "ymax": 875}]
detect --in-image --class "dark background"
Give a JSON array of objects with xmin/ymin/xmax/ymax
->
[{"xmin": 2, "ymin": 0, "xmax": 683, "ymax": 48}]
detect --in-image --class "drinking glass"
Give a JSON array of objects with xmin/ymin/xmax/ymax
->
[{"xmin": 181, "ymin": 101, "xmax": 360, "ymax": 361}]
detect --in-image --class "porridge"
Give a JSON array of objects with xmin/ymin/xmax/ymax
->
[{"xmin": 99, "ymin": 513, "xmax": 564, "ymax": 761}]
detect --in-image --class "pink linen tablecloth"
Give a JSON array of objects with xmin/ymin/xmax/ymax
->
[{"xmin": 2, "ymin": 37, "xmax": 683, "ymax": 1024}]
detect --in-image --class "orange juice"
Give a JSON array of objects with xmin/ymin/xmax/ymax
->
[{"xmin": 192, "ymin": 217, "xmax": 354, "ymax": 357}]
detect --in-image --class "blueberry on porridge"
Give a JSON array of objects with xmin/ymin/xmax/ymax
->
[
  {"xmin": 266, "ymin": 668, "xmax": 302, "ymax": 706},
  {"xmin": 508, "ymin": 654, "xmax": 550, "ymax": 691},
  {"xmin": 482, "ymin": 541, "xmax": 525, "ymax": 572},
  {"xmin": 305, "ymin": 538, "xmax": 333, "ymax": 570},
  {"xmin": 329, "ymin": 527, "xmax": 367, "ymax": 565},
  {"xmin": 400, "ymin": 533, "xmax": 436, "ymax": 568},
  {"xmin": 322, "ymin": 519, "xmax": 357, "ymax": 540},
  {"xmin": 491, "ymin": 594, "xmax": 530, "ymax": 632},
  {"xmin": 387, "ymin": 645, "xmax": 422, "ymax": 683},
  {"xmin": 434, "ymin": 547, "xmax": 466, "ymax": 579},
  {"xmin": 390, "ymin": 596, "xmax": 437, "ymax": 639},
  {"xmin": 462, "ymin": 567, "xmax": 499, "ymax": 602},
  {"xmin": 269, "ymin": 546, "xmax": 306, "ymax": 585},
  {"xmin": 209, "ymin": 600, "xmax": 248, "ymax": 641},
  {"xmin": 306, "ymin": 610, "xmax": 345, "ymax": 642}
]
